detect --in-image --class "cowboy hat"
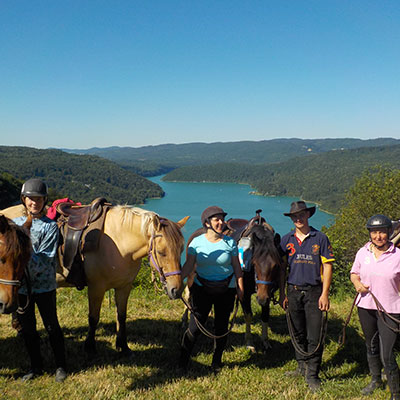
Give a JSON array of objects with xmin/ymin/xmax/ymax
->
[{"xmin": 283, "ymin": 201, "xmax": 316, "ymax": 218}]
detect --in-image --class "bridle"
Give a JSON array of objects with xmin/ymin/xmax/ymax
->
[
  {"xmin": 0, "ymin": 239, "xmax": 23, "ymax": 287},
  {"xmin": 148, "ymin": 231, "xmax": 181, "ymax": 290}
]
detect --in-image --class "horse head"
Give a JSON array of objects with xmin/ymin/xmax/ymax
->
[
  {"xmin": 248, "ymin": 224, "xmax": 282, "ymax": 307},
  {"xmin": 150, "ymin": 215, "xmax": 189, "ymax": 300},
  {"xmin": 0, "ymin": 215, "xmax": 31, "ymax": 314}
]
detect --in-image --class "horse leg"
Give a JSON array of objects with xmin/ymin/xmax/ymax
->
[
  {"xmin": 181, "ymin": 286, "xmax": 191, "ymax": 331},
  {"xmin": 244, "ymin": 313, "xmax": 256, "ymax": 352},
  {"xmin": 261, "ymin": 301, "xmax": 272, "ymax": 351},
  {"xmin": 114, "ymin": 284, "xmax": 132, "ymax": 354},
  {"xmin": 84, "ymin": 287, "xmax": 106, "ymax": 355}
]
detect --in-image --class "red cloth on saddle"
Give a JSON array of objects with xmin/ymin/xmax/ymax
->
[{"xmin": 47, "ymin": 198, "xmax": 81, "ymax": 220}]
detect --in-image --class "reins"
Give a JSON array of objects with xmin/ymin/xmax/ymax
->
[
  {"xmin": 286, "ymin": 308, "xmax": 328, "ymax": 357},
  {"xmin": 340, "ymin": 289, "xmax": 400, "ymax": 346},
  {"xmin": 181, "ymin": 295, "xmax": 240, "ymax": 340}
]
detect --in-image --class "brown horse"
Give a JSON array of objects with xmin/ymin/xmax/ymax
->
[
  {"xmin": 240, "ymin": 223, "xmax": 283, "ymax": 351},
  {"xmin": 0, "ymin": 214, "xmax": 32, "ymax": 314},
  {"xmin": 56, "ymin": 205, "xmax": 189, "ymax": 354}
]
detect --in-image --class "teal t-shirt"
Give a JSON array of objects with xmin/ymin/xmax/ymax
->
[{"xmin": 188, "ymin": 234, "xmax": 238, "ymax": 288}]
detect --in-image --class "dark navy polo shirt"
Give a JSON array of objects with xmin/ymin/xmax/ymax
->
[{"xmin": 280, "ymin": 227, "xmax": 335, "ymax": 286}]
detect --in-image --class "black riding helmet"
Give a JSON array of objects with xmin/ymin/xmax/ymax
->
[
  {"xmin": 201, "ymin": 206, "xmax": 227, "ymax": 228},
  {"xmin": 21, "ymin": 178, "xmax": 48, "ymax": 212},
  {"xmin": 366, "ymin": 214, "xmax": 393, "ymax": 236}
]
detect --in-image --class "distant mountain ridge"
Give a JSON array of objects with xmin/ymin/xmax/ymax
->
[{"xmin": 62, "ymin": 138, "xmax": 400, "ymax": 175}]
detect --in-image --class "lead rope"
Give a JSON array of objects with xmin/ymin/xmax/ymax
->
[
  {"xmin": 181, "ymin": 295, "xmax": 240, "ymax": 340},
  {"xmin": 286, "ymin": 308, "xmax": 328, "ymax": 357},
  {"xmin": 339, "ymin": 289, "xmax": 400, "ymax": 347}
]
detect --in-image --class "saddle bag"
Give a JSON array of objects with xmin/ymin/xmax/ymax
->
[
  {"xmin": 196, "ymin": 273, "xmax": 234, "ymax": 295},
  {"xmin": 238, "ymin": 236, "xmax": 253, "ymax": 272}
]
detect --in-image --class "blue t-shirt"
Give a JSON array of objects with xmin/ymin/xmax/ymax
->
[
  {"xmin": 13, "ymin": 215, "xmax": 59, "ymax": 294},
  {"xmin": 188, "ymin": 234, "xmax": 238, "ymax": 288},
  {"xmin": 280, "ymin": 227, "xmax": 334, "ymax": 286}
]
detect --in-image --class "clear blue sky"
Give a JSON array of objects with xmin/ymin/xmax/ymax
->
[{"xmin": 1, "ymin": 1, "xmax": 399, "ymax": 149}]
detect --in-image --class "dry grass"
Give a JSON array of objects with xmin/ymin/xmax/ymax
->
[{"xmin": 0, "ymin": 286, "xmax": 397, "ymax": 399}]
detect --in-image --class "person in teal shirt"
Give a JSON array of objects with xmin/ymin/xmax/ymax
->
[{"xmin": 179, "ymin": 206, "xmax": 244, "ymax": 372}]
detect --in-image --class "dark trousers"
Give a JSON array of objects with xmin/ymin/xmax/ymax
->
[
  {"xmin": 17, "ymin": 290, "xmax": 66, "ymax": 371},
  {"xmin": 185, "ymin": 283, "xmax": 236, "ymax": 357},
  {"xmin": 287, "ymin": 284, "xmax": 324, "ymax": 378},
  {"xmin": 358, "ymin": 307, "xmax": 400, "ymax": 373}
]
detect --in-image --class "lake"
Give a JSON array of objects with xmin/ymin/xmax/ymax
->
[{"xmin": 139, "ymin": 175, "xmax": 334, "ymax": 242}]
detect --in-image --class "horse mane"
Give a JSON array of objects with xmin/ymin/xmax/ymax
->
[
  {"xmin": 0, "ymin": 218, "xmax": 31, "ymax": 265},
  {"xmin": 249, "ymin": 224, "xmax": 281, "ymax": 263},
  {"xmin": 113, "ymin": 205, "xmax": 184, "ymax": 248}
]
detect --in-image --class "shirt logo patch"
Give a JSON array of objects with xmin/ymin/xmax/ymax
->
[
  {"xmin": 312, "ymin": 244, "xmax": 320, "ymax": 255},
  {"xmin": 364, "ymin": 256, "xmax": 371, "ymax": 264}
]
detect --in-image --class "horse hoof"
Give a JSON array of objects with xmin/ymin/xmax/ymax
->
[
  {"xmin": 246, "ymin": 343, "xmax": 256, "ymax": 353},
  {"xmin": 117, "ymin": 346, "xmax": 132, "ymax": 357}
]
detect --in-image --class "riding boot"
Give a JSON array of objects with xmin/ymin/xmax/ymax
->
[
  {"xmin": 48, "ymin": 326, "xmax": 66, "ymax": 370},
  {"xmin": 386, "ymin": 367, "xmax": 400, "ymax": 400},
  {"xmin": 306, "ymin": 357, "xmax": 321, "ymax": 393},
  {"xmin": 285, "ymin": 360, "xmax": 306, "ymax": 377},
  {"xmin": 179, "ymin": 329, "xmax": 195, "ymax": 370},
  {"xmin": 361, "ymin": 354, "xmax": 383, "ymax": 395},
  {"xmin": 22, "ymin": 332, "xmax": 43, "ymax": 372}
]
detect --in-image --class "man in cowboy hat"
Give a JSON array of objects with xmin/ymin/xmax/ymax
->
[{"xmin": 280, "ymin": 201, "xmax": 334, "ymax": 392}]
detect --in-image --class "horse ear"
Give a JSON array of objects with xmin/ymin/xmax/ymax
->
[
  {"xmin": 0, "ymin": 215, "xmax": 8, "ymax": 233},
  {"xmin": 177, "ymin": 216, "xmax": 190, "ymax": 228}
]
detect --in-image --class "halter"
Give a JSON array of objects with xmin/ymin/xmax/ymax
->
[{"xmin": 148, "ymin": 231, "xmax": 181, "ymax": 289}]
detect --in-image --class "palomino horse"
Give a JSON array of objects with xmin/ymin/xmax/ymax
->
[
  {"xmin": 57, "ymin": 205, "xmax": 188, "ymax": 355},
  {"xmin": 239, "ymin": 223, "xmax": 283, "ymax": 351},
  {"xmin": 0, "ymin": 214, "xmax": 32, "ymax": 314},
  {"xmin": 1, "ymin": 204, "xmax": 188, "ymax": 355}
]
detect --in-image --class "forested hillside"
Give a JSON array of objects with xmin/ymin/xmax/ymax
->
[
  {"xmin": 164, "ymin": 144, "xmax": 400, "ymax": 213},
  {"xmin": 0, "ymin": 146, "xmax": 163, "ymax": 207},
  {"xmin": 64, "ymin": 137, "xmax": 400, "ymax": 175},
  {"xmin": 0, "ymin": 173, "xmax": 23, "ymax": 208}
]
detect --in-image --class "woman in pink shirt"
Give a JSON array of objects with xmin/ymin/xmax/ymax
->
[{"xmin": 351, "ymin": 214, "xmax": 400, "ymax": 399}]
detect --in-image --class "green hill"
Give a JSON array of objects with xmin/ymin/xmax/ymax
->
[
  {"xmin": 63, "ymin": 138, "xmax": 400, "ymax": 175},
  {"xmin": 164, "ymin": 144, "xmax": 400, "ymax": 213},
  {"xmin": 0, "ymin": 146, "xmax": 163, "ymax": 207}
]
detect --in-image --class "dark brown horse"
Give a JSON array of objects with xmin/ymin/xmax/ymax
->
[
  {"xmin": 239, "ymin": 223, "xmax": 283, "ymax": 351},
  {"xmin": 0, "ymin": 214, "xmax": 32, "ymax": 314}
]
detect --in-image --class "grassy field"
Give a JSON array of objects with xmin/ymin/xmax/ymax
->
[{"xmin": 0, "ymin": 284, "xmax": 396, "ymax": 400}]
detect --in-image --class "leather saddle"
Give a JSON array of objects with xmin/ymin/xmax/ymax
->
[
  {"xmin": 226, "ymin": 209, "xmax": 273, "ymax": 242},
  {"xmin": 56, "ymin": 197, "xmax": 111, "ymax": 288}
]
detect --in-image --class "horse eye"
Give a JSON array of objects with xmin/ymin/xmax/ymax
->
[{"xmin": 157, "ymin": 251, "xmax": 166, "ymax": 257}]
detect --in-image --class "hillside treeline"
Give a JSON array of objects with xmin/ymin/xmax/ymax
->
[
  {"xmin": 0, "ymin": 146, "xmax": 163, "ymax": 207},
  {"xmin": 325, "ymin": 166, "xmax": 400, "ymax": 294},
  {"xmin": 164, "ymin": 144, "xmax": 400, "ymax": 214},
  {"xmin": 66, "ymin": 137, "xmax": 400, "ymax": 175}
]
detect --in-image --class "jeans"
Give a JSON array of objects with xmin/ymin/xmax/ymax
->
[{"xmin": 287, "ymin": 284, "xmax": 324, "ymax": 378}]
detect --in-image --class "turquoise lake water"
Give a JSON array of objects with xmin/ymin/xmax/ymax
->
[{"xmin": 139, "ymin": 176, "xmax": 334, "ymax": 242}]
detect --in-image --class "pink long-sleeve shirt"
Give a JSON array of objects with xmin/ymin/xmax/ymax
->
[{"xmin": 351, "ymin": 242, "xmax": 400, "ymax": 313}]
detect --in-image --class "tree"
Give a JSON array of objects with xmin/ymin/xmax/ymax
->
[{"xmin": 325, "ymin": 166, "xmax": 400, "ymax": 293}]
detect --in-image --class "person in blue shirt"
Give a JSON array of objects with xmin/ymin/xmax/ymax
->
[
  {"xmin": 280, "ymin": 201, "xmax": 334, "ymax": 392},
  {"xmin": 14, "ymin": 179, "xmax": 67, "ymax": 382},
  {"xmin": 179, "ymin": 206, "xmax": 244, "ymax": 372}
]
